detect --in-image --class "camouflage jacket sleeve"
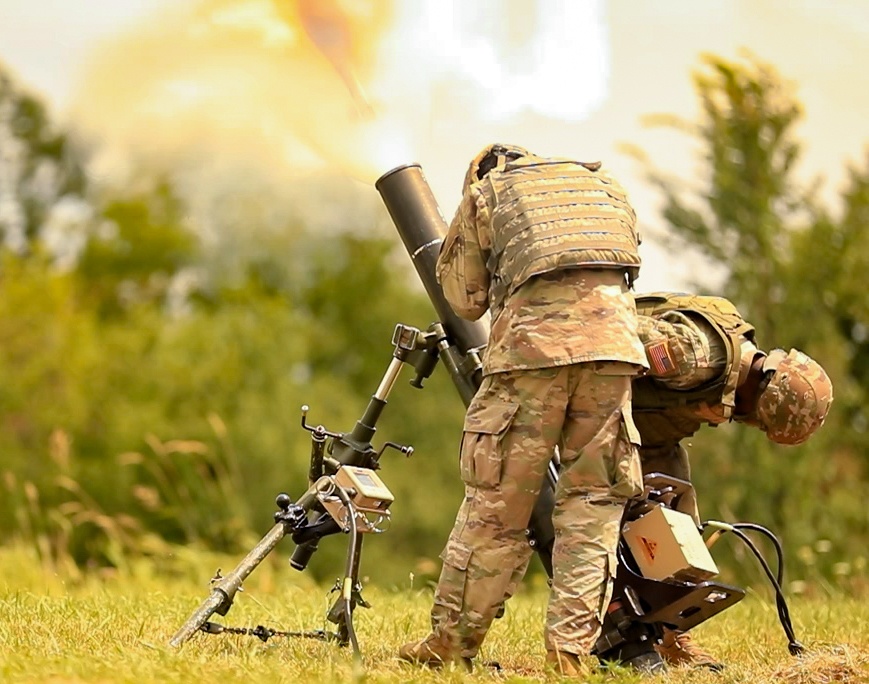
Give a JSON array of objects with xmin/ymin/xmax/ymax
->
[
  {"xmin": 637, "ymin": 311, "xmax": 723, "ymax": 389},
  {"xmin": 435, "ymin": 185, "xmax": 491, "ymax": 320}
]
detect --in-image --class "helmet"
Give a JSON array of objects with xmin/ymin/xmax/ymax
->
[
  {"xmin": 754, "ymin": 348, "xmax": 833, "ymax": 445},
  {"xmin": 462, "ymin": 143, "xmax": 530, "ymax": 190}
]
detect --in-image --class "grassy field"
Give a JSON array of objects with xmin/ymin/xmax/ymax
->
[{"xmin": 0, "ymin": 546, "xmax": 867, "ymax": 684}]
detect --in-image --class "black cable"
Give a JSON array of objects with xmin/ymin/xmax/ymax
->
[
  {"xmin": 729, "ymin": 528, "xmax": 803, "ymax": 655},
  {"xmin": 703, "ymin": 521, "xmax": 804, "ymax": 656},
  {"xmin": 729, "ymin": 523, "xmax": 795, "ymax": 646},
  {"xmin": 731, "ymin": 523, "xmax": 786, "ymax": 584}
]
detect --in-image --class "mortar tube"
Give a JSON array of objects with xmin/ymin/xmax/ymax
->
[{"xmin": 375, "ymin": 164, "xmax": 489, "ymax": 358}]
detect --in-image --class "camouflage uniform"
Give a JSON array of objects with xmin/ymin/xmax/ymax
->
[
  {"xmin": 632, "ymin": 293, "xmax": 833, "ymax": 521},
  {"xmin": 412, "ymin": 146, "xmax": 647, "ymax": 661},
  {"xmin": 633, "ymin": 302, "xmax": 747, "ymax": 522},
  {"xmin": 631, "ymin": 294, "xmax": 833, "ymax": 670}
]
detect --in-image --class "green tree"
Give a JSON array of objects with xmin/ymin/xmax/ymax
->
[
  {"xmin": 637, "ymin": 53, "xmax": 805, "ymax": 337},
  {"xmin": 0, "ymin": 66, "xmax": 87, "ymax": 252},
  {"xmin": 77, "ymin": 182, "xmax": 196, "ymax": 317}
]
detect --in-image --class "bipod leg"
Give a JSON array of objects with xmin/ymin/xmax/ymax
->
[
  {"xmin": 169, "ymin": 481, "xmax": 326, "ymax": 648},
  {"xmin": 326, "ymin": 502, "xmax": 366, "ymax": 658}
]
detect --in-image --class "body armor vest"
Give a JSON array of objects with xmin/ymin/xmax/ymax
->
[
  {"xmin": 632, "ymin": 293, "xmax": 756, "ymax": 448},
  {"xmin": 481, "ymin": 157, "xmax": 641, "ymax": 314}
]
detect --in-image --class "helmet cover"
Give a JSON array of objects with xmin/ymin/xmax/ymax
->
[{"xmin": 755, "ymin": 348, "xmax": 833, "ymax": 445}]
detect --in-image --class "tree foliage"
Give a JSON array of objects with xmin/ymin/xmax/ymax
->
[
  {"xmin": 0, "ymin": 69, "xmax": 87, "ymax": 253},
  {"xmin": 642, "ymin": 53, "xmax": 805, "ymax": 336},
  {"xmin": 76, "ymin": 183, "xmax": 196, "ymax": 317}
]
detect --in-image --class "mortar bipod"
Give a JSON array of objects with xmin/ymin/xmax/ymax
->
[{"xmin": 168, "ymin": 324, "xmax": 426, "ymax": 655}]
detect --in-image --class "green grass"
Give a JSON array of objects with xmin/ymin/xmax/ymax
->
[{"xmin": 0, "ymin": 545, "xmax": 867, "ymax": 683}]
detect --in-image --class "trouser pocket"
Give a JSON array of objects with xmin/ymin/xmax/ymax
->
[
  {"xmin": 459, "ymin": 400, "xmax": 519, "ymax": 489},
  {"xmin": 433, "ymin": 539, "xmax": 474, "ymax": 615},
  {"xmin": 609, "ymin": 403, "xmax": 644, "ymax": 499}
]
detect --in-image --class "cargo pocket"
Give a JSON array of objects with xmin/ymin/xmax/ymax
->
[
  {"xmin": 459, "ymin": 400, "xmax": 520, "ymax": 489},
  {"xmin": 608, "ymin": 405, "xmax": 644, "ymax": 499},
  {"xmin": 434, "ymin": 539, "xmax": 474, "ymax": 613}
]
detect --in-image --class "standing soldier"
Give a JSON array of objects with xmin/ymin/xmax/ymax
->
[{"xmin": 398, "ymin": 144, "xmax": 648, "ymax": 676}]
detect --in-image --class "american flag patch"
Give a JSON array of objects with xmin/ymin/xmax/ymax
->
[{"xmin": 646, "ymin": 341, "xmax": 677, "ymax": 376}]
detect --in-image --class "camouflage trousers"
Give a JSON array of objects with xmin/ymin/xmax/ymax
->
[
  {"xmin": 428, "ymin": 362, "xmax": 643, "ymax": 657},
  {"xmin": 640, "ymin": 443, "xmax": 700, "ymax": 523}
]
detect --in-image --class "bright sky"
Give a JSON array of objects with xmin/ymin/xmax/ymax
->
[{"xmin": 1, "ymin": 0, "xmax": 868, "ymax": 291}]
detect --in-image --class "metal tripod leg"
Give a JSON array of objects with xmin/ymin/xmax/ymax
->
[{"xmin": 328, "ymin": 531, "xmax": 366, "ymax": 649}]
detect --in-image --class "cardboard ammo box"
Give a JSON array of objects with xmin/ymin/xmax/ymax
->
[{"xmin": 622, "ymin": 505, "xmax": 719, "ymax": 583}]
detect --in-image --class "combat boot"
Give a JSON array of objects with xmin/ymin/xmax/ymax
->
[
  {"xmin": 544, "ymin": 650, "xmax": 594, "ymax": 677},
  {"xmin": 398, "ymin": 632, "xmax": 472, "ymax": 671},
  {"xmin": 655, "ymin": 628, "xmax": 723, "ymax": 671}
]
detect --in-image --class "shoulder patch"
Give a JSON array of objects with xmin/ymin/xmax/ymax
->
[{"xmin": 645, "ymin": 340, "xmax": 678, "ymax": 377}]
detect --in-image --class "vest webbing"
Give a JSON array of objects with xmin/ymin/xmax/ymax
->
[{"xmin": 482, "ymin": 158, "xmax": 640, "ymax": 315}]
